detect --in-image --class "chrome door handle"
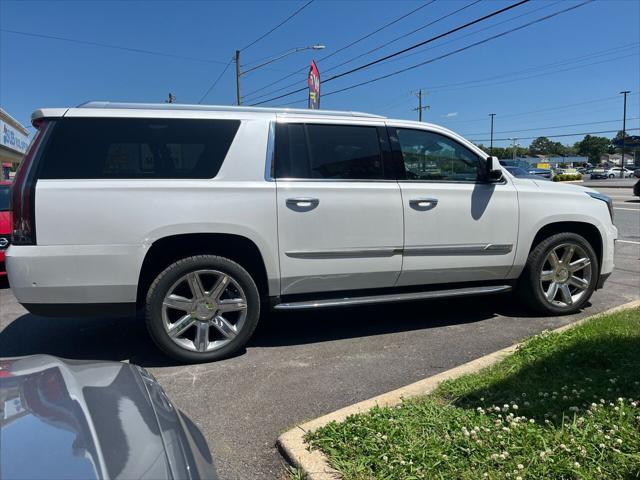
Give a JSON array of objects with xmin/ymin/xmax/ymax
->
[
  {"xmin": 409, "ymin": 197, "xmax": 438, "ymax": 211},
  {"xmin": 286, "ymin": 197, "xmax": 320, "ymax": 211}
]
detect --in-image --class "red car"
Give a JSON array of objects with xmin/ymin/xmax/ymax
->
[{"xmin": 0, "ymin": 181, "xmax": 11, "ymax": 276}]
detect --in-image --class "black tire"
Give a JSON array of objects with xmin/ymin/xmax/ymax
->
[
  {"xmin": 516, "ymin": 232, "xmax": 599, "ymax": 315},
  {"xmin": 145, "ymin": 255, "xmax": 260, "ymax": 363}
]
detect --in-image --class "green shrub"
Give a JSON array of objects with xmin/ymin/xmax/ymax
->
[{"xmin": 553, "ymin": 173, "xmax": 583, "ymax": 182}]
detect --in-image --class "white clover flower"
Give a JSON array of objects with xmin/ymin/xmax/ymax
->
[
  {"xmin": 574, "ymin": 461, "xmax": 581, "ymax": 468},
  {"xmin": 513, "ymin": 404, "xmax": 519, "ymax": 410},
  {"xmin": 529, "ymin": 418, "xmax": 535, "ymax": 424},
  {"xmin": 599, "ymin": 443, "xmax": 605, "ymax": 448},
  {"xmin": 383, "ymin": 455, "xmax": 388, "ymax": 462},
  {"xmin": 517, "ymin": 464, "xmax": 524, "ymax": 470}
]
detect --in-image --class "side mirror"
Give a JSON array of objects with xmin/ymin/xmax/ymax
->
[{"xmin": 486, "ymin": 156, "xmax": 503, "ymax": 182}]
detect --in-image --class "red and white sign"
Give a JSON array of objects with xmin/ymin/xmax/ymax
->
[{"xmin": 307, "ymin": 60, "xmax": 320, "ymax": 110}]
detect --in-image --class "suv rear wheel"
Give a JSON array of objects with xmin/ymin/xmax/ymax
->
[
  {"xmin": 517, "ymin": 232, "xmax": 598, "ymax": 315},
  {"xmin": 145, "ymin": 255, "xmax": 260, "ymax": 362}
]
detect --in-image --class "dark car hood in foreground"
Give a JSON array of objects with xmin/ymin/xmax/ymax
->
[{"xmin": 0, "ymin": 355, "xmax": 216, "ymax": 480}]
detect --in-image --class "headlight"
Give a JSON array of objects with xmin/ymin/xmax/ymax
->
[{"xmin": 586, "ymin": 192, "xmax": 614, "ymax": 221}]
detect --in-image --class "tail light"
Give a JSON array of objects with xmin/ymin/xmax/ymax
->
[{"xmin": 11, "ymin": 120, "xmax": 50, "ymax": 245}]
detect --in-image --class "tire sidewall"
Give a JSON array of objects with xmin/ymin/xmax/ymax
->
[{"xmin": 145, "ymin": 255, "xmax": 260, "ymax": 363}]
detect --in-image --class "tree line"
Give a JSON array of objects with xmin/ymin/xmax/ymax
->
[{"xmin": 476, "ymin": 131, "xmax": 637, "ymax": 163}]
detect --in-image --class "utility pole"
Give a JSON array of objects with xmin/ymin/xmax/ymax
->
[
  {"xmin": 413, "ymin": 89, "xmax": 429, "ymax": 122},
  {"xmin": 235, "ymin": 50, "xmax": 241, "ymax": 106},
  {"xmin": 489, "ymin": 113, "xmax": 496, "ymax": 155},
  {"xmin": 620, "ymin": 90, "xmax": 630, "ymax": 178}
]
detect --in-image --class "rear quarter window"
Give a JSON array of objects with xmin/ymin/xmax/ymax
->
[{"xmin": 37, "ymin": 118, "xmax": 240, "ymax": 179}]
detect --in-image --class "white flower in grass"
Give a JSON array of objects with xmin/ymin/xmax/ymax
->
[
  {"xmin": 516, "ymin": 476, "xmax": 522, "ymax": 480},
  {"xmin": 599, "ymin": 443, "xmax": 605, "ymax": 448},
  {"xmin": 574, "ymin": 461, "xmax": 581, "ymax": 468},
  {"xmin": 616, "ymin": 438, "xmax": 622, "ymax": 445},
  {"xmin": 382, "ymin": 455, "xmax": 388, "ymax": 462},
  {"xmin": 517, "ymin": 464, "xmax": 524, "ymax": 470},
  {"xmin": 513, "ymin": 404, "xmax": 519, "ymax": 410},
  {"xmin": 529, "ymin": 419, "xmax": 535, "ymax": 424}
]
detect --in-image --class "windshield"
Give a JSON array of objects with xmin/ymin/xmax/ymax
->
[
  {"xmin": 0, "ymin": 186, "xmax": 10, "ymax": 211},
  {"xmin": 506, "ymin": 167, "xmax": 528, "ymax": 176}
]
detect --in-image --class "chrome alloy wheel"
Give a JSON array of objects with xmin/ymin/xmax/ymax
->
[
  {"xmin": 540, "ymin": 243, "xmax": 592, "ymax": 308},
  {"xmin": 161, "ymin": 270, "xmax": 248, "ymax": 353}
]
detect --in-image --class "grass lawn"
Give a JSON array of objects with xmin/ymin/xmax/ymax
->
[{"xmin": 307, "ymin": 307, "xmax": 640, "ymax": 479}]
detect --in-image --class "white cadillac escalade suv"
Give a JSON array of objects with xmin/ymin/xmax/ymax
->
[{"xmin": 7, "ymin": 102, "xmax": 617, "ymax": 362}]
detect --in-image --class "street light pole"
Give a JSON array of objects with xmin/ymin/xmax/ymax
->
[
  {"xmin": 620, "ymin": 90, "xmax": 630, "ymax": 178},
  {"xmin": 489, "ymin": 113, "xmax": 496, "ymax": 155},
  {"xmin": 234, "ymin": 44, "xmax": 325, "ymax": 106},
  {"xmin": 509, "ymin": 137, "xmax": 519, "ymax": 163},
  {"xmin": 235, "ymin": 50, "xmax": 241, "ymax": 106}
]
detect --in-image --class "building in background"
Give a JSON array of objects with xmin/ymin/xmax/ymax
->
[{"xmin": 0, "ymin": 108, "xmax": 30, "ymax": 180}]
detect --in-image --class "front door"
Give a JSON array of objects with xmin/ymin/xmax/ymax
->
[
  {"xmin": 389, "ymin": 125, "xmax": 519, "ymax": 286},
  {"xmin": 274, "ymin": 120, "xmax": 403, "ymax": 296}
]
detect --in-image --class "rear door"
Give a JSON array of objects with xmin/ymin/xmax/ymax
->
[
  {"xmin": 389, "ymin": 125, "xmax": 519, "ymax": 286},
  {"xmin": 274, "ymin": 119, "xmax": 403, "ymax": 296}
]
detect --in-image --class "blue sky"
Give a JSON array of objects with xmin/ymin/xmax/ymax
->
[{"xmin": 1, "ymin": 0, "xmax": 638, "ymax": 147}]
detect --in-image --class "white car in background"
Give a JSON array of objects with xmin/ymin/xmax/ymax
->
[
  {"xmin": 606, "ymin": 167, "xmax": 634, "ymax": 178},
  {"xmin": 6, "ymin": 102, "xmax": 617, "ymax": 363}
]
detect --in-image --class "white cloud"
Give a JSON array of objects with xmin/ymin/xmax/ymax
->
[{"xmin": 445, "ymin": 112, "xmax": 458, "ymax": 118}]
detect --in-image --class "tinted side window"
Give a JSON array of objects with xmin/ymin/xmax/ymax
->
[
  {"xmin": 395, "ymin": 128, "xmax": 482, "ymax": 182},
  {"xmin": 38, "ymin": 118, "xmax": 240, "ymax": 179},
  {"xmin": 274, "ymin": 123, "xmax": 384, "ymax": 180}
]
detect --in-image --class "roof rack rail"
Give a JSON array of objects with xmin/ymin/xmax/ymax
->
[{"xmin": 76, "ymin": 101, "xmax": 385, "ymax": 119}]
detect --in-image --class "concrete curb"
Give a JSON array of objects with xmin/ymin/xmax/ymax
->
[{"xmin": 277, "ymin": 300, "xmax": 640, "ymax": 480}]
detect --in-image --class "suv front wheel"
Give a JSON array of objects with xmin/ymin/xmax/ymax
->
[
  {"xmin": 145, "ymin": 255, "xmax": 260, "ymax": 363},
  {"xmin": 517, "ymin": 232, "xmax": 598, "ymax": 315}
]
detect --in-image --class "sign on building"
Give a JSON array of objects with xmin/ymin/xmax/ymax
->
[{"xmin": 1, "ymin": 120, "xmax": 30, "ymax": 154}]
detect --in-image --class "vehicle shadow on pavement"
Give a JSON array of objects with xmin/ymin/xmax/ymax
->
[
  {"xmin": 0, "ymin": 294, "xmax": 555, "ymax": 368},
  {"xmin": 250, "ymin": 294, "xmax": 544, "ymax": 347}
]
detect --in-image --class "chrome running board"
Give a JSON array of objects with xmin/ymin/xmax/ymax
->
[{"xmin": 273, "ymin": 285, "xmax": 512, "ymax": 311}]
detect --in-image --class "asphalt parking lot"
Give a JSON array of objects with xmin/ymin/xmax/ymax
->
[{"xmin": 1, "ymin": 183, "xmax": 638, "ymax": 480}]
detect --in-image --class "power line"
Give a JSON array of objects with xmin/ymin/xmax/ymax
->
[
  {"xmin": 252, "ymin": 0, "xmax": 532, "ymax": 106},
  {"xmin": 242, "ymin": 0, "xmax": 437, "ymax": 100},
  {"xmin": 198, "ymin": 59, "xmax": 234, "ymax": 104},
  {"xmin": 468, "ymin": 128, "xmax": 640, "ymax": 143},
  {"xmin": 240, "ymin": 0, "xmax": 315, "ymax": 52},
  {"xmin": 246, "ymin": 0, "xmax": 555, "ymax": 104},
  {"xmin": 419, "ymin": 43, "xmax": 638, "ymax": 93},
  {"xmin": 373, "ymin": 0, "xmax": 562, "ymax": 69},
  {"xmin": 0, "ymin": 28, "xmax": 229, "ymax": 65},
  {"xmin": 444, "ymin": 93, "xmax": 639, "ymax": 125},
  {"xmin": 321, "ymin": 0, "xmax": 436, "ymax": 64},
  {"xmin": 461, "ymin": 117, "xmax": 640, "ymax": 136},
  {"xmin": 321, "ymin": 0, "xmax": 483, "ymax": 75},
  {"xmin": 276, "ymin": 0, "xmax": 593, "ymax": 106}
]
